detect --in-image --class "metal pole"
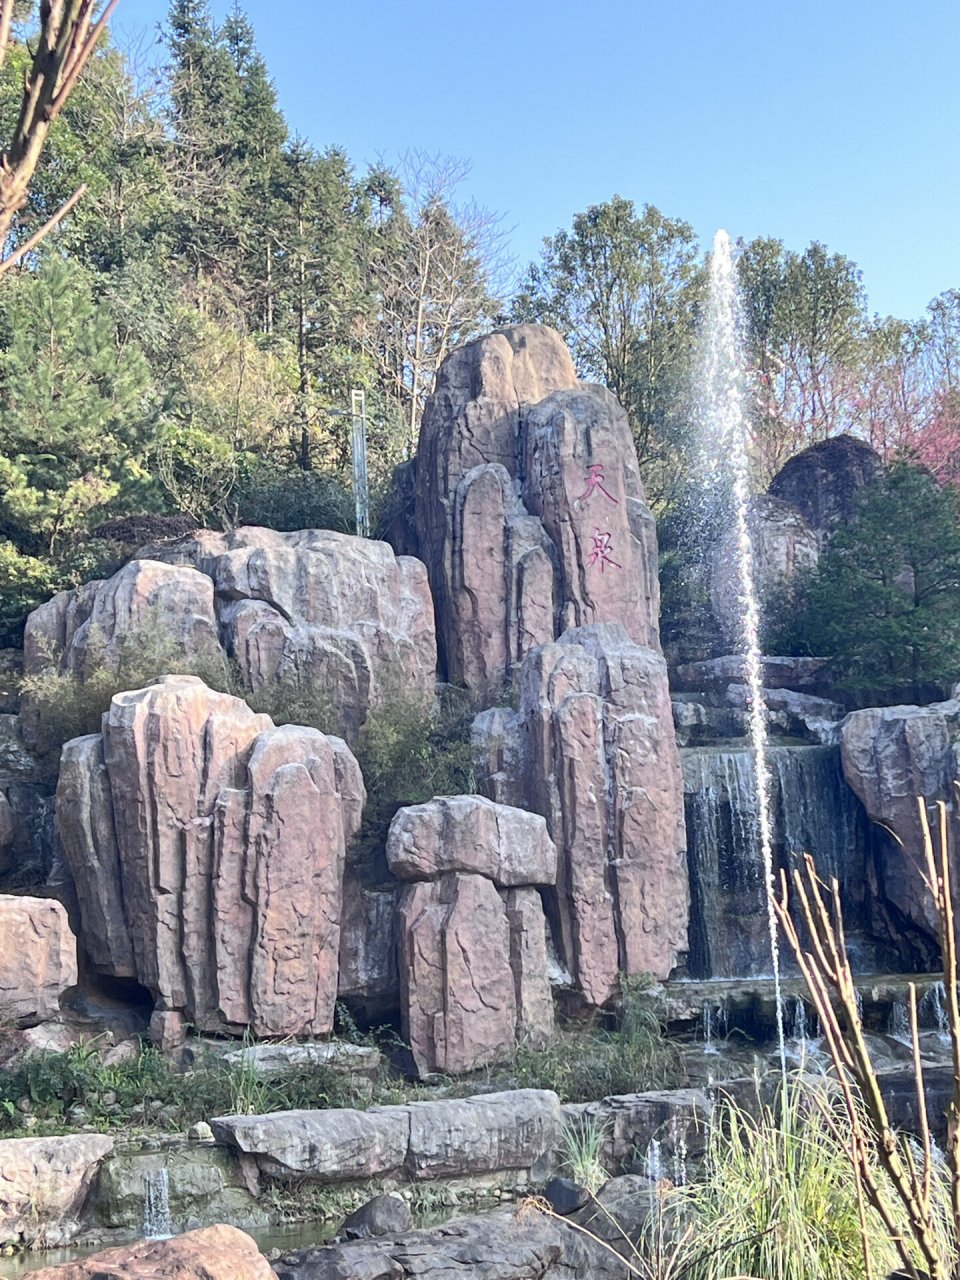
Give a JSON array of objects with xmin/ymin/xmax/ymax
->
[{"xmin": 351, "ymin": 389, "xmax": 370, "ymax": 538}]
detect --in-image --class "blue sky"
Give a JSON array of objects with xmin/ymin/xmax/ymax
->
[{"xmin": 112, "ymin": 0, "xmax": 959, "ymax": 322}]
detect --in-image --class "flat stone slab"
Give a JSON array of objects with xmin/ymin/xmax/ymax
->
[
  {"xmin": 210, "ymin": 1106, "xmax": 409, "ymax": 1182},
  {"xmin": 220, "ymin": 1041, "xmax": 381, "ymax": 1078},
  {"xmin": 212, "ymin": 1089, "xmax": 562, "ymax": 1185}
]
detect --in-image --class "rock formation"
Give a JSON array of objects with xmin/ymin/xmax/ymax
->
[
  {"xmin": 840, "ymin": 691, "xmax": 960, "ymax": 959},
  {"xmin": 0, "ymin": 895, "xmax": 77, "ymax": 1025},
  {"xmin": 0, "ymin": 1133, "xmax": 113, "ymax": 1247},
  {"xmin": 473, "ymin": 624, "xmax": 688, "ymax": 1005},
  {"xmin": 769, "ymin": 433, "xmax": 883, "ymax": 542},
  {"xmin": 28, "ymin": 1225, "xmax": 276, "ymax": 1280},
  {"xmin": 416, "ymin": 325, "xmax": 661, "ymax": 699},
  {"xmin": 56, "ymin": 676, "xmax": 364, "ymax": 1038},
  {"xmin": 24, "ymin": 527, "xmax": 436, "ymax": 745},
  {"xmin": 388, "ymin": 796, "xmax": 555, "ymax": 1075},
  {"xmin": 709, "ymin": 495, "xmax": 819, "ymax": 647}
]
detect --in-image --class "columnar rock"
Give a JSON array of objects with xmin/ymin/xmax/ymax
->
[
  {"xmin": 840, "ymin": 694, "xmax": 960, "ymax": 953},
  {"xmin": 473, "ymin": 624, "xmax": 688, "ymax": 1005},
  {"xmin": 56, "ymin": 676, "xmax": 365, "ymax": 1037},
  {"xmin": 769, "ymin": 434, "xmax": 883, "ymax": 542},
  {"xmin": 388, "ymin": 796, "xmax": 555, "ymax": 1075},
  {"xmin": 0, "ymin": 896, "xmax": 77, "ymax": 1025},
  {"xmin": 416, "ymin": 324, "xmax": 661, "ymax": 698},
  {"xmin": 24, "ymin": 528, "xmax": 437, "ymax": 744},
  {"xmin": 710, "ymin": 495, "xmax": 819, "ymax": 646}
]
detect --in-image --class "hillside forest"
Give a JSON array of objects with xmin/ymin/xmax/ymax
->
[{"xmin": 1, "ymin": 0, "xmax": 959, "ymax": 665}]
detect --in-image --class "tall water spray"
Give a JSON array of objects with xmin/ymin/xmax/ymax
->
[{"xmin": 698, "ymin": 229, "xmax": 786, "ymax": 1078}]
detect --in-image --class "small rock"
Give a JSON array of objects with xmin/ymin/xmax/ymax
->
[
  {"xmin": 187, "ymin": 1121, "xmax": 215, "ymax": 1143},
  {"xmin": 157, "ymin": 1104, "xmax": 180, "ymax": 1126},
  {"xmin": 16, "ymin": 1096, "xmax": 31, "ymax": 1114},
  {"xmin": 543, "ymin": 1176, "xmax": 590, "ymax": 1214},
  {"xmin": 100, "ymin": 1091, "xmax": 117, "ymax": 1107},
  {"xmin": 67, "ymin": 1105, "xmax": 91, "ymax": 1126},
  {"xmin": 339, "ymin": 1193, "xmax": 413, "ymax": 1240}
]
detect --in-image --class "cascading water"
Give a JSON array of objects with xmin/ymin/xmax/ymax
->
[
  {"xmin": 697, "ymin": 230, "xmax": 786, "ymax": 1078},
  {"xmin": 142, "ymin": 1168, "xmax": 172, "ymax": 1240}
]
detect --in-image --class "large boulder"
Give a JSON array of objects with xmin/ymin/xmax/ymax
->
[
  {"xmin": 28, "ymin": 1225, "xmax": 275, "ymax": 1280},
  {"xmin": 0, "ymin": 1133, "xmax": 113, "ymax": 1247},
  {"xmin": 56, "ymin": 676, "xmax": 364, "ymax": 1037},
  {"xmin": 840, "ymin": 694, "xmax": 960, "ymax": 958},
  {"xmin": 0, "ymin": 895, "xmax": 77, "ymax": 1026},
  {"xmin": 23, "ymin": 528, "xmax": 437, "ymax": 745},
  {"xmin": 386, "ymin": 795, "xmax": 556, "ymax": 886},
  {"xmin": 416, "ymin": 325, "xmax": 661, "ymax": 698},
  {"xmin": 397, "ymin": 874, "xmax": 553, "ymax": 1076},
  {"xmin": 769, "ymin": 434, "xmax": 883, "ymax": 541},
  {"xmin": 154, "ymin": 527, "xmax": 437, "ymax": 740},
  {"xmin": 473, "ymin": 624, "xmax": 688, "ymax": 1005},
  {"xmin": 710, "ymin": 495, "xmax": 819, "ymax": 647}
]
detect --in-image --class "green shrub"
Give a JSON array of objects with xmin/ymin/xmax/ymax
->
[
  {"xmin": 233, "ymin": 458, "xmax": 355, "ymax": 534},
  {"xmin": 21, "ymin": 621, "xmax": 233, "ymax": 760},
  {"xmin": 350, "ymin": 689, "xmax": 477, "ymax": 875}
]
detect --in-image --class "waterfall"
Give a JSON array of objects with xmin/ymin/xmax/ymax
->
[
  {"xmin": 697, "ymin": 228, "xmax": 785, "ymax": 1077},
  {"xmin": 683, "ymin": 743, "xmax": 868, "ymax": 979},
  {"xmin": 142, "ymin": 1168, "xmax": 172, "ymax": 1240}
]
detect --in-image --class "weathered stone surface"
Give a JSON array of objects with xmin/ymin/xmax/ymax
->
[
  {"xmin": 474, "ymin": 624, "xmax": 687, "ymax": 1004},
  {"xmin": 56, "ymin": 676, "xmax": 364, "ymax": 1036},
  {"xmin": 769, "ymin": 434, "xmax": 883, "ymax": 540},
  {"xmin": 23, "ymin": 528, "xmax": 436, "ymax": 747},
  {"xmin": 340, "ymin": 1193, "xmax": 413, "ymax": 1240},
  {"xmin": 405, "ymin": 1090, "xmax": 561, "ymax": 1180},
  {"xmin": 22, "ymin": 559, "xmax": 224, "ymax": 683},
  {"xmin": 29, "ymin": 1225, "xmax": 275, "ymax": 1280},
  {"xmin": 212, "ymin": 1090, "xmax": 562, "ymax": 1189},
  {"xmin": 0, "ymin": 1133, "xmax": 113, "ymax": 1246},
  {"xmin": 416, "ymin": 324, "xmax": 661, "ymax": 698},
  {"xmin": 0, "ymin": 895, "xmax": 77, "ymax": 1026},
  {"xmin": 386, "ymin": 795, "xmax": 556, "ymax": 886},
  {"xmin": 840, "ymin": 696, "xmax": 960, "ymax": 953},
  {"xmin": 275, "ymin": 1207, "xmax": 622, "ymax": 1280},
  {"xmin": 153, "ymin": 526, "xmax": 437, "ymax": 741},
  {"xmin": 87, "ymin": 1145, "xmax": 269, "ymax": 1234},
  {"xmin": 710, "ymin": 495, "xmax": 819, "ymax": 646},
  {"xmin": 397, "ymin": 873, "xmax": 553, "ymax": 1076},
  {"xmin": 398, "ymin": 874, "xmax": 513, "ymax": 1076},
  {"xmin": 210, "ymin": 1105, "xmax": 410, "ymax": 1182},
  {"xmin": 673, "ymin": 654, "xmax": 833, "ymax": 696},
  {"xmin": 221, "ymin": 1041, "xmax": 381, "ymax": 1078},
  {"xmin": 337, "ymin": 870, "xmax": 399, "ymax": 1014},
  {"xmin": 563, "ymin": 1088, "xmax": 711, "ymax": 1171}
]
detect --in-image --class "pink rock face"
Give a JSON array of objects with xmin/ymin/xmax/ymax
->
[
  {"xmin": 397, "ymin": 872, "xmax": 553, "ymax": 1077},
  {"xmin": 416, "ymin": 324, "xmax": 662, "ymax": 698},
  {"xmin": 56, "ymin": 676, "xmax": 365, "ymax": 1037},
  {"xmin": 0, "ymin": 896, "xmax": 77, "ymax": 1026},
  {"xmin": 840, "ymin": 697, "xmax": 960, "ymax": 952},
  {"xmin": 23, "ymin": 528, "xmax": 437, "ymax": 746},
  {"xmin": 474, "ymin": 624, "xmax": 688, "ymax": 1005},
  {"xmin": 386, "ymin": 795, "xmax": 556, "ymax": 886},
  {"xmin": 27, "ymin": 1224, "xmax": 275, "ymax": 1280}
]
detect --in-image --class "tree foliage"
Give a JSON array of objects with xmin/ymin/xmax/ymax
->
[{"xmin": 773, "ymin": 464, "xmax": 960, "ymax": 704}]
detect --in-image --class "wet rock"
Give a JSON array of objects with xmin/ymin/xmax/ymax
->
[
  {"xmin": 474, "ymin": 624, "xmax": 687, "ymax": 1004},
  {"xmin": 397, "ymin": 873, "xmax": 553, "ymax": 1076},
  {"xmin": 340, "ymin": 1193, "xmax": 413, "ymax": 1240},
  {"xmin": 0, "ymin": 1133, "xmax": 113, "ymax": 1247},
  {"xmin": 386, "ymin": 795, "xmax": 556, "ymax": 887},
  {"xmin": 28, "ymin": 1224, "xmax": 275, "ymax": 1279},
  {"xmin": 769, "ymin": 434, "xmax": 883, "ymax": 541},
  {"xmin": 673, "ymin": 654, "xmax": 833, "ymax": 696},
  {"xmin": 57, "ymin": 676, "xmax": 364, "ymax": 1037},
  {"xmin": 416, "ymin": 324, "xmax": 661, "ymax": 699},
  {"xmin": 0, "ymin": 895, "xmax": 77, "ymax": 1026},
  {"xmin": 840, "ymin": 695, "xmax": 960, "ymax": 957},
  {"xmin": 710, "ymin": 495, "xmax": 819, "ymax": 647},
  {"xmin": 563, "ymin": 1088, "xmax": 712, "ymax": 1171}
]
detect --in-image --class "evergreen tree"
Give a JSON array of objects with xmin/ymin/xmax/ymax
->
[{"xmin": 780, "ymin": 464, "xmax": 960, "ymax": 704}]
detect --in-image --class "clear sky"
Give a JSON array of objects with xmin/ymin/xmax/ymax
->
[{"xmin": 112, "ymin": 0, "xmax": 959, "ymax": 322}]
